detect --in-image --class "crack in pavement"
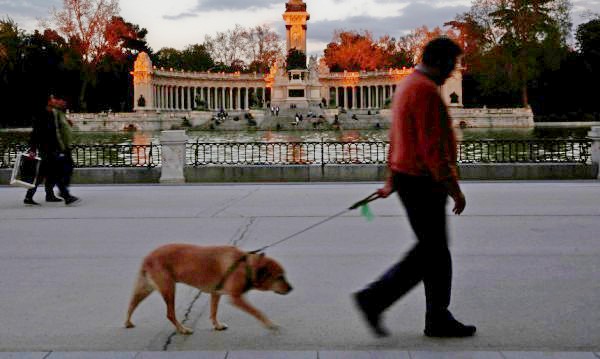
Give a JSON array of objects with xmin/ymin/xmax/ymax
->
[
  {"xmin": 230, "ymin": 217, "xmax": 256, "ymax": 247},
  {"xmin": 202, "ymin": 188, "xmax": 260, "ymax": 218},
  {"xmin": 161, "ymin": 291, "xmax": 207, "ymax": 351}
]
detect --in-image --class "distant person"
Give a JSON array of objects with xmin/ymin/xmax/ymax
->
[
  {"xmin": 353, "ymin": 37, "xmax": 476, "ymax": 338},
  {"xmin": 24, "ymin": 95, "xmax": 80, "ymax": 206}
]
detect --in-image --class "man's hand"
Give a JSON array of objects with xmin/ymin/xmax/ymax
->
[
  {"xmin": 377, "ymin": 180, "xmax": 395, "ymax": 198},
  {"xmin": 452, "ymin": 192, "xmax": 466, "ymax": 215},
  {"xmin": 376, "ymin": 186, "xmax": 393, "ymax": 198}
]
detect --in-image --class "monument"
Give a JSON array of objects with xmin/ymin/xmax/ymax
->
[
  {"xmin": 124, "ymin": 0, "xmax": 532, "ymax": 129},
  {"xmin": 132, "ymin": 0, "xmax": 464, "ymax": 114}
]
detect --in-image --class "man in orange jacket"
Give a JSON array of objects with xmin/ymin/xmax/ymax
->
[{"xmin": 354, "ymin": 37, "xmax": 476, "ymax": 338}]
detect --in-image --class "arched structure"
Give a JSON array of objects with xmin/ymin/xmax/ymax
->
[{"xmin": 132, "ymin": 0, "xmax": 463, "ymax": 113}]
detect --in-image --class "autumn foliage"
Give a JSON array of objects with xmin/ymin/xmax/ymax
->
[
  {"xmin": 323, "ymin": 31, "xmax": 392, "ymax": 72},
  {"xmin": 323, "ymin": 29, "xmax": 453, "ymax": 72}
]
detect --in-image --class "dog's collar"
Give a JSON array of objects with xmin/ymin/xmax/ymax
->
[
  {"xmin": 242, "ymin": 263, "xmax": 254, "ymax": 293},
  {"xmin": 214, "ymin": 254, "xmax": 255, "ymax": 292}
]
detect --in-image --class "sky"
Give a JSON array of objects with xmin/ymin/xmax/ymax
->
[{"xmin": 2, "ymin": 0, "xmax": 599, "ymax": 57}]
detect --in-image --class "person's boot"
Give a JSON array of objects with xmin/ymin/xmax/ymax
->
[
  {"xmin": 46, "ymin": 194, "xmax": 63, "ymax": 202},
  {"xmin": 24, "ymin": 197, "xmax": 40, "ymax": 206},
  {"xmin": 424, "ymin": 311, "xmax": 476, "ymax": 338},
  {"xmin": 64, "ymin": 195, "xmax": 80, "ymax": 206},
  {"xmin": 352, "ymin": 291, "xmax": 390, "ymax": 337}
]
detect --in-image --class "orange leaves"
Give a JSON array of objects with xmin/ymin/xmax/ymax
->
[{"xmin": 323, "ymin": 30, "xmax": 391, "ymax": 72}]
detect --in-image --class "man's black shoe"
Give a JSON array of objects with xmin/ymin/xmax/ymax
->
[
  {"xmin": 46, "ymin": 196, "xmax": 63, "ymax": 202},
  {"xmin": 424, "ymin": 318, "xmax": 476, "ymax": 338},
  {"xmin": 352, "ymin": 291, "xmax": 389, "ymax": 338},
  {"xmin": 64, "ymin": 196, "xmax": 81, "ymax": 206},
  {"xmin": 24, "ymin": 198, "xmax": 40, "ymax": 206}
]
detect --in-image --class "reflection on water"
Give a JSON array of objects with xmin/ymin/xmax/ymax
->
[{"xmin": 0, "ymin": 127, "xmax": 592, "ymax": 145}]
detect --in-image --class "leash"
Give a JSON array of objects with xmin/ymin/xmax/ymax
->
[
  {"xmin": 213, "ymin": 192, "xmax": 383, "ymax": 291},
  {"xmin": 250, "ymin": 191, "xmax": 382, "ymax": 254}
]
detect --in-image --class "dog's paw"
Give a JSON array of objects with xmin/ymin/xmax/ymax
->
[
  {"xmin": 177, "ymin": 326, "xmax": 194, "ymax": 335},
  {"xmin": 265, "ymin": 323, "xmax": 280, "ymax": 332},
  {"xmin": 213, "ymin": 323, "xmax": 228, "ymax": 331},
  {"xmin": 124, "ymin": 321, "xmax": 135, "ymax": 329}
]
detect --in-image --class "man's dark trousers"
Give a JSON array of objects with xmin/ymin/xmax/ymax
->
[{"xmin": 361, "ymin": 172, "xmax": 452, "ymax": 318}]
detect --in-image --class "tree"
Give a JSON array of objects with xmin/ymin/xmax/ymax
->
[
  {"xmin": 489, "ymin": 0, "xmax": 572, "ymax": 106},
  {"xmin": 44, "ymin": 0, "xmax": 120, "ymax": 110},
  {"xmin": 242, "ymin": 25, "xmax": 283, "ymax": 73},
  {"xmin": 397, "ymin": 26, "xmax": 459, "ymax": 65},
  {"xmin": 204, "ymin": 24, "xmax": 246, "ymax": 69},
  {"xmin": 377, "ymin": 35, "xmax": 414, "ymax": 69},
  {"xmin": 323, "ymin": 30, "xmax": 391, "ymax": 72},
  {"xmin": 181, "ymin": 44, "xmax": 214, "ymax": 72},
  {"xmin": 576, "ymin": 17, "xmax": 600, "ymax": 74},
  {"xmin": 104, "ymin": 16, "xmax": 150, "ymax": 59},
  {"xmin": 0, "ymin": 18, "xmax": 27, "ymax": 127},
  {"xmin": 153, "ymin": 47, "xmax": 183, "ymax": 69}
]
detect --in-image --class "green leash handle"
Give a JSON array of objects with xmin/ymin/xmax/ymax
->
[{"xmin": 348, "ymin": 192, "xmax": 381, "ymax": 210}]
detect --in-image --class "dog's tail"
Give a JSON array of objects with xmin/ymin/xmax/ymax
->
[{"xmin": 125, "ymin": 266, "xmax": 155, "ymax": 328}]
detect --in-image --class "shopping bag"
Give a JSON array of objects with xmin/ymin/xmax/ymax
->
[{"xmin": 10, "ymin": 153, "xmax": 41, "ymax": 189}]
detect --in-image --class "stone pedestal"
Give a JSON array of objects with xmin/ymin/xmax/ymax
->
[
  {"xmin": 160, "ymin": 130, "xmax": 188, "ymax": 183},
  {"xmin": 588, "ymin": 126, "xmax": 600, "ymax": 179}
]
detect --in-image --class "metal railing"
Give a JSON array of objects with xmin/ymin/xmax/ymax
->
[
  {"xmin": 1, "ymin": 139, "xmax": 592, "ymax": 169},
  {"xmin": 0, "ymin": 144, "xmax": 161, "ymax": 168},
  {"xmin": 457, "ymin": 139, "xmax": 591, "ymax": 164},
  {"xmin": 187, "ymin": 141, "xmax": 389, "ymax": 165},
  {"xmin": 70, "ymin": 144, "xmax": 161, "ymax": 168},
  {"xmin": 187, "ymin": 139, "xmax": 592, "ymax": 166}
]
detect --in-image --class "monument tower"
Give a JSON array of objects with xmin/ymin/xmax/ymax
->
[{"xmin": 283, "ymin": 0, "xmax": 310, "ymax": 54}]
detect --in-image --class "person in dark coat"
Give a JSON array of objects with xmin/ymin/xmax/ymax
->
[{"xmin": 24, "ymin": 95, "xmax": 79, "ymax": 206}]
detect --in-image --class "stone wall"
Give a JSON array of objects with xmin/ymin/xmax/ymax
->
[
  {"xmin": 67, "ymin": 107, "xmax": 534, "ymax": 132},
  {"xmin": 1, "ymin": 163, "xmax": 596, "ymax": 185},
  {"xmin": 449, "ymin": 108, "xmax": 535, "ymax": 128}
]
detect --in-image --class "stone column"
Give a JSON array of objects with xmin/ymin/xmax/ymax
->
[
  {"xmin": 170, "ymin": 87, "xmax": 174, "ymax": 110},
  {"xmin": 221, "ymin": 87, "xmax": 226, "ymax": 110},
  {"xmin": 589, "ymin": 126, "xmax": 600, "ymax": 179},
  {"xmin": 229, "ymin": 88, "xmax": 233, "ymax": 110},
  {"xmin": 359, "ymin": 87, "xmax": 363, "ymax": 109},
  {"xmin": 245, "ymin": 88, "xmax": 249, "ymax": 110},
  {"xmin": 160, "ymin": 130, "xmax": 188, "ymax": 184}
]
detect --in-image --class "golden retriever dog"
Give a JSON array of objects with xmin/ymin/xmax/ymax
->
[{"xmin": 124, "ymin": 244, "xmax": 292, "ymax": 334}]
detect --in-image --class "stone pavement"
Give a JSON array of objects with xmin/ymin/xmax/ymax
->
[
  {"xmin": 0, "ymin": 181, "xmax": 599, "ymax": 358},
  {"xmin": 0, "ymin": 351, "xmax": 599, "ymax": 358}
]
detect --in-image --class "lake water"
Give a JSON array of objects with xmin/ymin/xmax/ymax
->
[{"xmin": 0, "ymin": 127, "xmax": 592, "ymax": 146}]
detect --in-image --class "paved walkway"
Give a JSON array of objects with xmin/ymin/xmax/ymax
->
[
  {"xmin": 0, "ymin": 351, "xmax": 599, "ymax": 358},
  {"xmin": 1, "ymin": 182, "xmax": 599, "ymax": 358}
]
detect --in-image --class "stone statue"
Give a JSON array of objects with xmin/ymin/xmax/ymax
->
[{"xmin": 308, "ymin": 56, "xmax": 318, "ymax": 80}]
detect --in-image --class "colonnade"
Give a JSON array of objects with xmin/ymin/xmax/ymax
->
[
  {"xmin": 328, "ymin": 84, "xmax": 397, "ymax": 110},
  {"xmin": 152, "ymin": 85, "xmax": 269, "ymax": 111}
]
